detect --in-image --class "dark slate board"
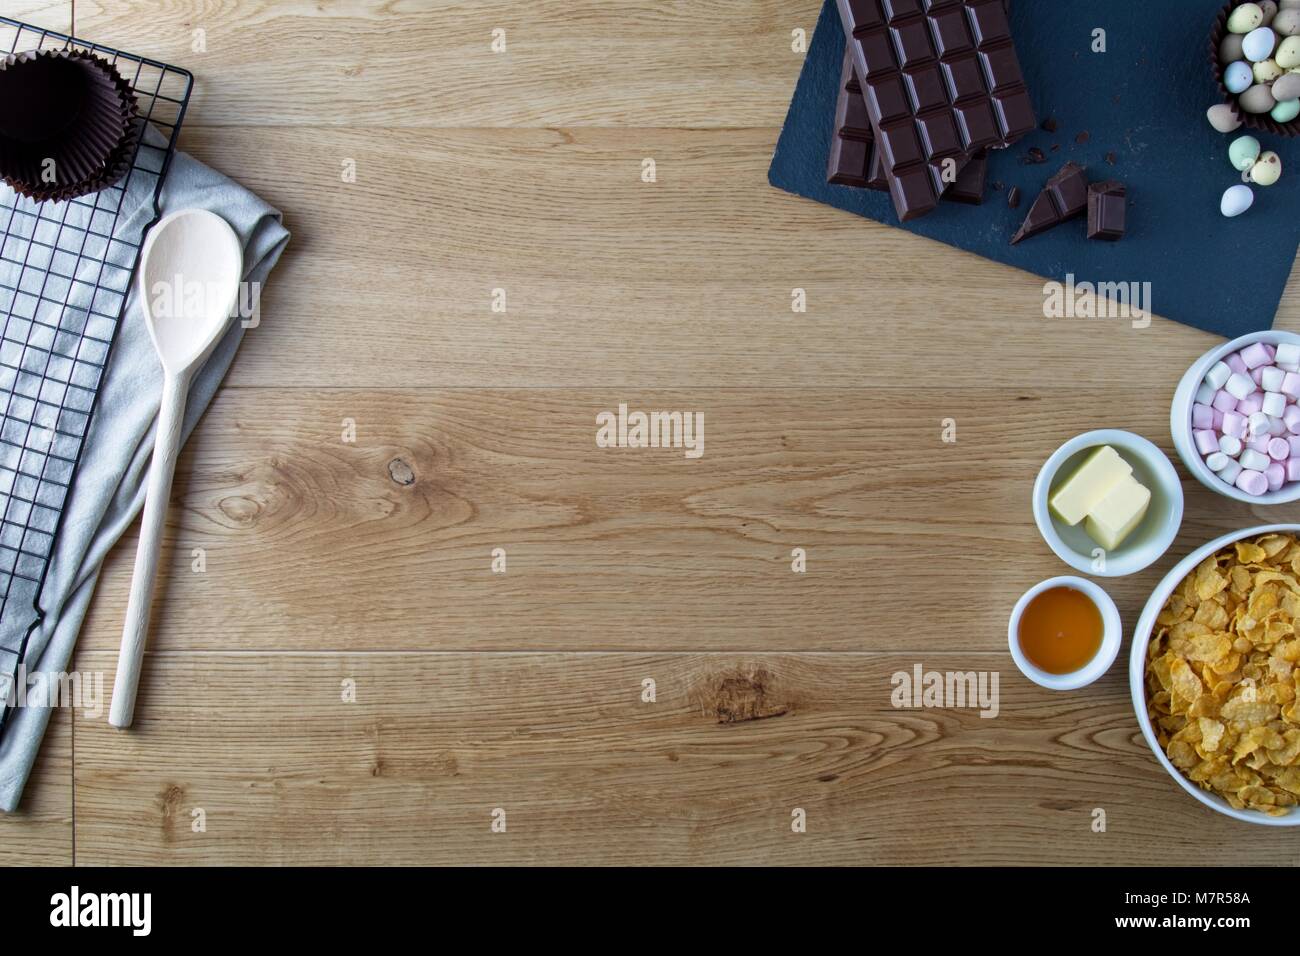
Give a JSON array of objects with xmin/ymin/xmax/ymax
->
[{"xmin": 769, "ymin": 0, "xmax": 1300, "ymax": 338}]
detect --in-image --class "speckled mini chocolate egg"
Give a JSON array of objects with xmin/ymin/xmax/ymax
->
[
  {"xmin": 1273, "ymin": 70, "xmax": 1300, "ymax": 98},
  {"xmin": 1276, "ymin": 8, "xmax": 1300, "ymax": 34},
  {"xmin": 1240, "ymin": 82, "xmax": 1279, "ymax": 112},
  {"xmin": 1231, "ymin": 3, "xmax": 1266, "ymax": 33},
  {"xmin": 1222, "ymin": 32, "xmax": 1248, "ymax": 62}
]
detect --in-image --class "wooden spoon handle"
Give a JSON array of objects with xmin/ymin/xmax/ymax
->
[{"xmin": 109, "ymin": 371, "xmax": 189, "ymax": 729}]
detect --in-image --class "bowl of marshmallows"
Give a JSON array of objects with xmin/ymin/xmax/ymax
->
[{"xmin": 1173, "ymin": 331, "xmax": 1300, "ymax": 503}]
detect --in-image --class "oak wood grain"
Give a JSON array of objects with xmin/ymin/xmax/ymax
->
[
  {"xmin": 3, "ymin": 1, "xmax": 70, "ymax": 33},
  {"xmin": 70, "ymin": 651, "xmax": 1298, "ymax": 866},
  {"xmin": 0, "ymin": 706, "xmax": 72, "ymax": 864},
  {"xmin": 164, "ymin": 126, "xmax": 1300, "ymax": 390},
  {"xmin": 76, "ymin": 0, "xmax": 812, "ymax": 129},
  {"xmin": 75, "ymin": 387, "xmax": 1300, "ymax": 655}
]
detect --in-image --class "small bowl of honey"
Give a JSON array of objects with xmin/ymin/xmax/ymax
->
[{"xmin": 1008, "ymin": 576, "xmax": 1121, "ymax": 690}]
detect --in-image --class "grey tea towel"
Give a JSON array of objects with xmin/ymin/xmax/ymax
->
[{"xmin": 0, "ymin": 136, "xmax": 290, "ymax": 811}]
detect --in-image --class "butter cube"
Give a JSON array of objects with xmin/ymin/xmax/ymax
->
[
  {"xmin": 1084, "ymin": 474, "xmax": 1151, "ymax": 551},
  {"xmin": 1049, "ymin": 445, "xmax": 1132, "ymax": 526}
]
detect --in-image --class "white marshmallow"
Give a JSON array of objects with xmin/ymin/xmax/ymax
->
[
  {"xmin": 1263, "ymin": 391, "xmax": 1288, "ymax": 417},
  {"xmin": 1249, "ymin": 411, "xmax": 1272, "ymax": 438},
  {"xmin": 1218, "ymin": 459, "xmax": 1243, "ymax": 485},
  {"xmin": 1206, "ymin": 361, "xmax": 1233, "ymax": 390},
  {"xmin": 1273, "ymin": 415, "xmax": 1290, "ymax": 436},
  {"xmin": 1262, "ymin": 366, "xmax": 1287, "ymax": 392},
  {"xmin": 1195, "ymin": 382, "xmax": 1218, "ymax": 405},
  {"xmin": 1206, "ymin": 451, "xmax": 1231, "ymax": 471},
  {"xmin": 1219, "ymin": 434, "xmax": 1244, "ymax": 457},
  {"xmin": 1241, "ymin": 448, "xmax": 1272, "ymax": 471},
  {"xmin": 1226, "ymin": 371, "xmax": 1258, "ymax": 399},
  {"xmin": 1276, "ymin": 342, "xmax": 1300, "ymax": 367}
]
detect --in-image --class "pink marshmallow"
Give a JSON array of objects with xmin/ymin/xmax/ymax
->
[
  {"xmin": 1286, "ymin": 405, "xmax": 1300, "ymax": 434},
  {"xmin": 1223, "ymin": 412, "xmax": 1247, "ymax": 437},
  {"xmin": 1269, "ymin": 437, "xmax": 1291, "ymax": 461},
  {"xmin": 1267, "ymin": 463, "xmax": 1286, "ymax": 490},
  {"xmin": 1289, "ymin": 458, "xmax": 1300, "ymax": 482},
  {"xmin": 1192, "ymin": 403, "xmax": 1214, "ymax": 429},
  {"xmin": 1250, "ymin": 436, "xmax": 1272, "ymax": 453},
  {"xmin": 1252, "ymin": 366, "xmax": 1266, "ymax": 385},
  {"xmin": 1289, "ymin": 435, "xmax": 1300, "ymax": 457},
  {"xmin": 1242, "ymin": 342, "xmax": 1273, "ymax": 369},
  {"xmin": 1238, "ymin": 394, "xmax": 1264, "ymax": 416},
  {"xmin": 1265, "ymin": 344, "xmax": 1277, "ymax": 361},
  {"xmin": 1213, "ymin": 409, "xmax": 1225, "ymax": 430},
  {"xmin": 1227, "ymin": 353, "xmax": 1249, "ymax": 375},
  {"xmin": 1284, "ymin": 372, "xmax": 1300, "ymax": 399},
  {"xmin": 1195, "ymin": 429, "xmax": 1221, "ymax": 455},
  {"xmin": 1212, "ymin": 389, "xmax": 1239, "ymax": 413},
  {"xmin": 1237, "ymin": 469, "xmax": 1269, "ymax": 496}
]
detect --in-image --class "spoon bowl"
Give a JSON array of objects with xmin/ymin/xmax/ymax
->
[{"xmin": 138, "ymin": 209, "xmax": 243, "ymax": 374}]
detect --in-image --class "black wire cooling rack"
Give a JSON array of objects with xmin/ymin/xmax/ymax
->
[{"xmin": 0, "ymin": 18, "xmax": 191, "ymax": 740}]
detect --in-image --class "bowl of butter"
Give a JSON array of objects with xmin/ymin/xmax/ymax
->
[{"xmin": 1033, "ymin": 429, "xmax": 1184, "ymax": 578}]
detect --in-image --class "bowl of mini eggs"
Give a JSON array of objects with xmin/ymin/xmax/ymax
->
[
  {"xmin": 1173, "ymin": 330, "xmax": 1300, "ymax": 503},
  {"xmin": 1214, "ymin": 1, "xmax": 1300, "ymax": 137}
]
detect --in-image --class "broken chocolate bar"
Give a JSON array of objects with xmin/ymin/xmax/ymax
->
[
  {"xmin": 829, "ymin": 45, "xmax": 988, "ymax": 203},
  {"xmin": 1087, "ymin": 180, "xmax": 1126, "ymax": 241},
  {"xmin": 1011, "ymin": 161, "xmax": 1088, "ymax": 244},
  {"xmin": 828, "ymin": 47, "xmax": 884, "ymax": 188},
  {"xmin": 836, "ymin": 0, "xmax": 1037, "ymax": 222}
]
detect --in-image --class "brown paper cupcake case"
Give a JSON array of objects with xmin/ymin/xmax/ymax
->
[
  {"xmin": 0, "ymin": 48, "xmax": 140, "ymax": 202},
  {"xmin": 1210, "ymin": 2, "xmax": 1300, "ymax": 139}
]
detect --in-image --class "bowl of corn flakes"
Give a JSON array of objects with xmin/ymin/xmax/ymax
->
[{"xmin": 1130, "ymin": 524, "xmax": 1300, "ymax": 825}]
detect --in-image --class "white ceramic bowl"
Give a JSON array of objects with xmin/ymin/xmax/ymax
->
[
  {"xmin": 1171, "ymin": 330, "xmax": 1300, "ymax": 505},
  {"xmin": 1130, "ymin": 523, "xmax": 1300, "ymax": 826},
  {"xmin": 1008, "ymin": 576, "xmax": 1121, "ymax": 690},
  {"xmin": 1032, "ymin": 429, "xmax": 1184, "ymax": 577}
]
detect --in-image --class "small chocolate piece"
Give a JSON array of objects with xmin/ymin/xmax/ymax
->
[
  {"xmin": 1040, "ymin": 116, "xmax": 1059, "ymax": 133},
  {"xmin": 1011, "ymin": 161, "xmax": 1088, "ymax": 244},
  {"xmin": 1022, "ymin": 146, "xmax": 1047, "ymax": 165},
  {"xmin": 944, "ymin": 151, "xmax": 989, "ymax": 204},
  {"xmin": 835, "ymin": 0, "xmax": 1036, "ymax": 222},
  {"xmin": 1074, "ymin": 130, "xmax": 1090, "ymax": 145},
  {"xmin": 1087, "ymin": 180, "xmax": 1126, "ymax": 241}
]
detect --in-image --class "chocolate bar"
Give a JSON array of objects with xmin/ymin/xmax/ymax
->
[
  {"xmin": 836, "ymin": 0, "xmax": 1036, "ymax": 222},
  {"xmin": 1011, "ymin": 161, "xmax": 1088, "ymax": 244},
  {"xmin": 829, "ymin": 46, "xmax": 989, "ymax": 202},
  {"xmin": 1087, "ymin": 180, "xmax": 1126, "ymax": 241},
  {"xmin": 827, "ymin": 47, "xmax": 885, "ymax": 188}
]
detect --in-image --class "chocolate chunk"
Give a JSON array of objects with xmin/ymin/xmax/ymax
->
[
  {"xmin": 1087, "ymin": 180, "xmax": 1126, "ymax": 241},
  {"xmin": 1075, "ymin": 130, "xmax": 1090, "ymax": 145},
  {"xmin": 1022, "ymin": 146, "xmax": 1047, "ymax": 164},
  {"xmin": 836, "ymin": 0, "xmax": 1036, "ymax": 221},
  {"xmin": 1010, "ymin": 161, "xmax": 1088, "ymax": 244},
  {"xmin": 1041, "ymin": 116, "xmax": 1058, "ymax": 133}
]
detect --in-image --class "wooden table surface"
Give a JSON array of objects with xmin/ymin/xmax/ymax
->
[{"xmin": 5, "ymin": 0, "xmax": 1300, "ymax": 865}]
